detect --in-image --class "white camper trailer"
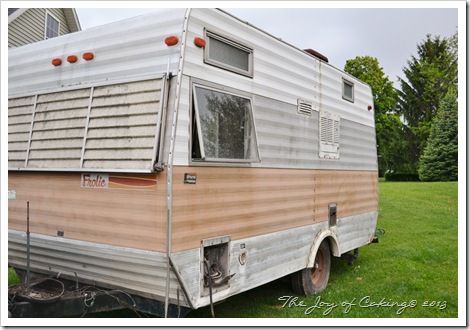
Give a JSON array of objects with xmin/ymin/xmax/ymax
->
[{"xmin": 8, "ymin": 8, "xmax": 379, "ymax": 317}]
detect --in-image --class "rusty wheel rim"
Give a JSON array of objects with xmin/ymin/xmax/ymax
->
[{"xmin": 311, "ymin": 248, "xmax": 325, "ymax": 286}]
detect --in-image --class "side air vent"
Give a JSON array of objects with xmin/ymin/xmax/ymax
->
[
  {"xmin": 297, "ymin": 99, "xmax": 313, "ymax": 116},
  {"xmin": 319, "ymin": 111, "xmax": 340, "ymax": 159}
]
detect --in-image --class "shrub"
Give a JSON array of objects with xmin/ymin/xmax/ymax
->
[{"xmin": 384, "ymin": 172, "xmax": 420, "ymax": 182}]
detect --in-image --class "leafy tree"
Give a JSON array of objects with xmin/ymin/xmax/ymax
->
[
  {"xmin": 344, "ymin": 56, "xmax": 407, "ymax": 175},
  {"xmin": 397, "ymin": 34, "xmax": 457, "ymax": 168},
  {"xmin": 375, "ymin": 113, "xmax": 412, "ymax": 175},
  {"xmin": 418, "ymin": 88, "xmax": 458, "ymax": 181},
  {"xmin": 344, "ymin": 56, "xmax": 397, "ymax": 115}
]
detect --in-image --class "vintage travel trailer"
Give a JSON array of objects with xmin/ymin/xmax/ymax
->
[{"xmin": 8, "ymin": 8, "xmax": 378, "ymax": 317}]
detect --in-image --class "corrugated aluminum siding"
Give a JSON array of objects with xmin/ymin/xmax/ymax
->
[
  {"xmin": 8, "ymin": 78, "xmax": 164, "ymax": 171},
  {"xmin": 184, "ymin": 9, "xmax": 322, "ymax": 118},
  {"xmin": 183, "ymin": 9, "xmax": 373, "ymax": 127},
  {"xmin": 10, "ymin": 210, "xmax": 377, "ymax": 308},
  {"xmin": 9, "ymin": 230, "xmax": 183, "ymax": 304},
  {"xmin": 172, "ymin": 9, "xmax": 377, "ymax": 170},
  {"xmin": 8, "ymin": 9, "xmax": 186, "ymax": 96},
  {"xmin": 174, "ymin": 81, "xmax": 377, "ymax": 170}
]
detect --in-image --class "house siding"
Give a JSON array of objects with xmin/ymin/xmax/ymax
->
[{"xmin": 8, "ymin": 8, "xmax": 71, "ymax": 48}]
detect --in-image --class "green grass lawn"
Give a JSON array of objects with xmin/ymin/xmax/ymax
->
[{"xmin": 9, "ymin": 181, "xmax": 458, "ymax": 318}]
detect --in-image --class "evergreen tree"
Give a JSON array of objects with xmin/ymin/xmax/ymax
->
[
  {"xmin": 398, "ymin": 34, "xmax": 457, "ymax": 169},
  {"xmin": 418, "ymin": 89, "xmax": 458, "ymax": 181}
]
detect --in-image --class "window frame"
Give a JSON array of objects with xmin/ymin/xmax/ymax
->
[
  {"xmin": 191, "ymin": 82, "xmax": 260, "ymax": 164},
  {"xmin": 44, "ymin": 10, "xmax": 60, "ymax": 40},
  {"xmin": 203, "ymin": 29, "xmax": 254, "ymax": 78},
  {"xmin": 342, "ymin": 78, "xmax": 355, "ymax": 103}
]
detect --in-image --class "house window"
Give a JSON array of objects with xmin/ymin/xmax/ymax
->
[
  {"xmin": 204, "ymin": 31, "xmax": 253, "ymax": 77},
  {"xmin": 45, "ymin": 12, "xmax": 60, "ymax": 39},
  {"xmin": 342, "ymin": 79, "xmax": 354, "ymax": 102},
  {"xmin": 192, "ymin": 85, "xmax": 259, "ymax": 162}
]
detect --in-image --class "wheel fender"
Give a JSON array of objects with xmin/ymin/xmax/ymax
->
[{"xmin": 306, "ymin": 230, "xmax": 340, "ymax": 268}]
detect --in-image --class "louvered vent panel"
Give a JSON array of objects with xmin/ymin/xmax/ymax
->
[
  {"xmin": 8, "ymin": 96, "xmax": 35, "ymax": 168},
  {"xmin": 297, "ymin": 99, "xmax": 313, "ymax": 115},
  {"xmin": 319, "ymin": 111, "xmax": 340, "ymax": 160},
  {"xmin": 8, "ymin": 78, "xmax": 164, "ymax": 171}
]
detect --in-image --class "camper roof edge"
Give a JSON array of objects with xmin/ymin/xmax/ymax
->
[{"xmin": 215, "ymin": 8, "xmax": 373, "ymax": 92}]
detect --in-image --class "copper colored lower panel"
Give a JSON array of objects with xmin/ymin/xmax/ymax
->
[
  {"xmin": 8, "ymin": 167, "xmax": 378, "ymax": 253},
  {"xmin": 171, "ymin": 167, "xmax": 378, "ymax": 251},
  {"xmin": 8, "ymin": 171, "xmax": 166, "ymax": 251}
]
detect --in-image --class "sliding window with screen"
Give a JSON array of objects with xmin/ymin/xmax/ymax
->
[
  {"xmin": 191, "ymin": 84, "xmax": 259, "ymax": 163},
  {"xmin": 204, "ymin": 30, "xmax": 253, "ymax": 77},
  {"xmin": 342, "ymin": 78, "xmax": 354, "ymax": 103}
]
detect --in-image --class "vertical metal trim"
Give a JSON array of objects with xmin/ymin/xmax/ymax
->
[
  {"xmin": 152, "ymin": 75, "xmax": 167, "ymax": 168},
  {"xmin": 24, "ymin": 94, "xmax": 38, "ymax": 168},
  {"xmin": 164, "ymin": 8, "xmax": 191, "ymax": 318},
  {"xmin": 80, "ymin": 86, "xmax": 94, "ymax": 168},
  {"xmin": 191, "ymin": 85, "xmax": 206, "ymax": 160},
  {"xmin": 156, "ymin": 60, "xmax": 172, "ymax": 168},
  {"xmin": 318, "ymin": 61, "xmax": 323, "ymax": 159}
]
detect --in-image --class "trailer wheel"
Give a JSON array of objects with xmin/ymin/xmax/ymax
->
[{"xmin": 291, "ymin": 240, "xmax": 331, "ymax": 295}]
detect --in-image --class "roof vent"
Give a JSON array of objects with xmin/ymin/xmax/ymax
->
[{"xmin": 304, "ymin": 49, "xmax": 329, "ymax": 63}]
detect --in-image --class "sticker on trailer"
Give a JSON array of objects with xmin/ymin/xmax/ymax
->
[
  {"xmin": 8, "ymin": 190, "xmax": 16, "ymax": 200},
  {"xmin": 81, "ymin": 173, "xmax": 109, "ymax": 189},
  {"xmin": 81, "ymin": 173, "xmax": 157, "ymax": 190}
]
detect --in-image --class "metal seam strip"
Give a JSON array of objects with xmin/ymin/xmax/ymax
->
[
  {"xmin": 79, "ymin": 86, "xmax": 94, "ymax": 168},
  {"xmin": 24, "ymin": 94, "xmax": 38, "ymax": 168}
]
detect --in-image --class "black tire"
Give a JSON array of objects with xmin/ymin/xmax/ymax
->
[{"xmin": 291, "ymin": 240, "xmax": 331, "ymax": 295}]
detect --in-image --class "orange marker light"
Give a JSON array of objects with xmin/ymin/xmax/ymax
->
[
  {"xmin": 164, "ymin": 36, "xmax": 179, "ymax": 46},
  {"xmin": 194, "ymin": 37, "xmax": 206, "ymax": 48},
  {"xmin": 51, "ymin": 58, "xmax": 62, "ymax": 66},
  {"xmin": 67, "ymin": 55, "xmax": 78, "ymax": 63},
  {"xmin": 368, "ymin": 105, "xmax": 373, "ymax": 111},
  {"xmin": 82, "ymin": 52, "xmax": 94, "ymax": 61}
]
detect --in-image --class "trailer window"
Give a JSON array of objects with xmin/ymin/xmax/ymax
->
[
  {"xmin": 342, "ymin": 79, "xmax": 354, "ymax": 102},
  {"xmin": 192, "ymin": 85, "xmax": 259, "ymax": 162},
  {"xmin": 204, "ymin": 31, "xmax": 253, "ymax": 77}
]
